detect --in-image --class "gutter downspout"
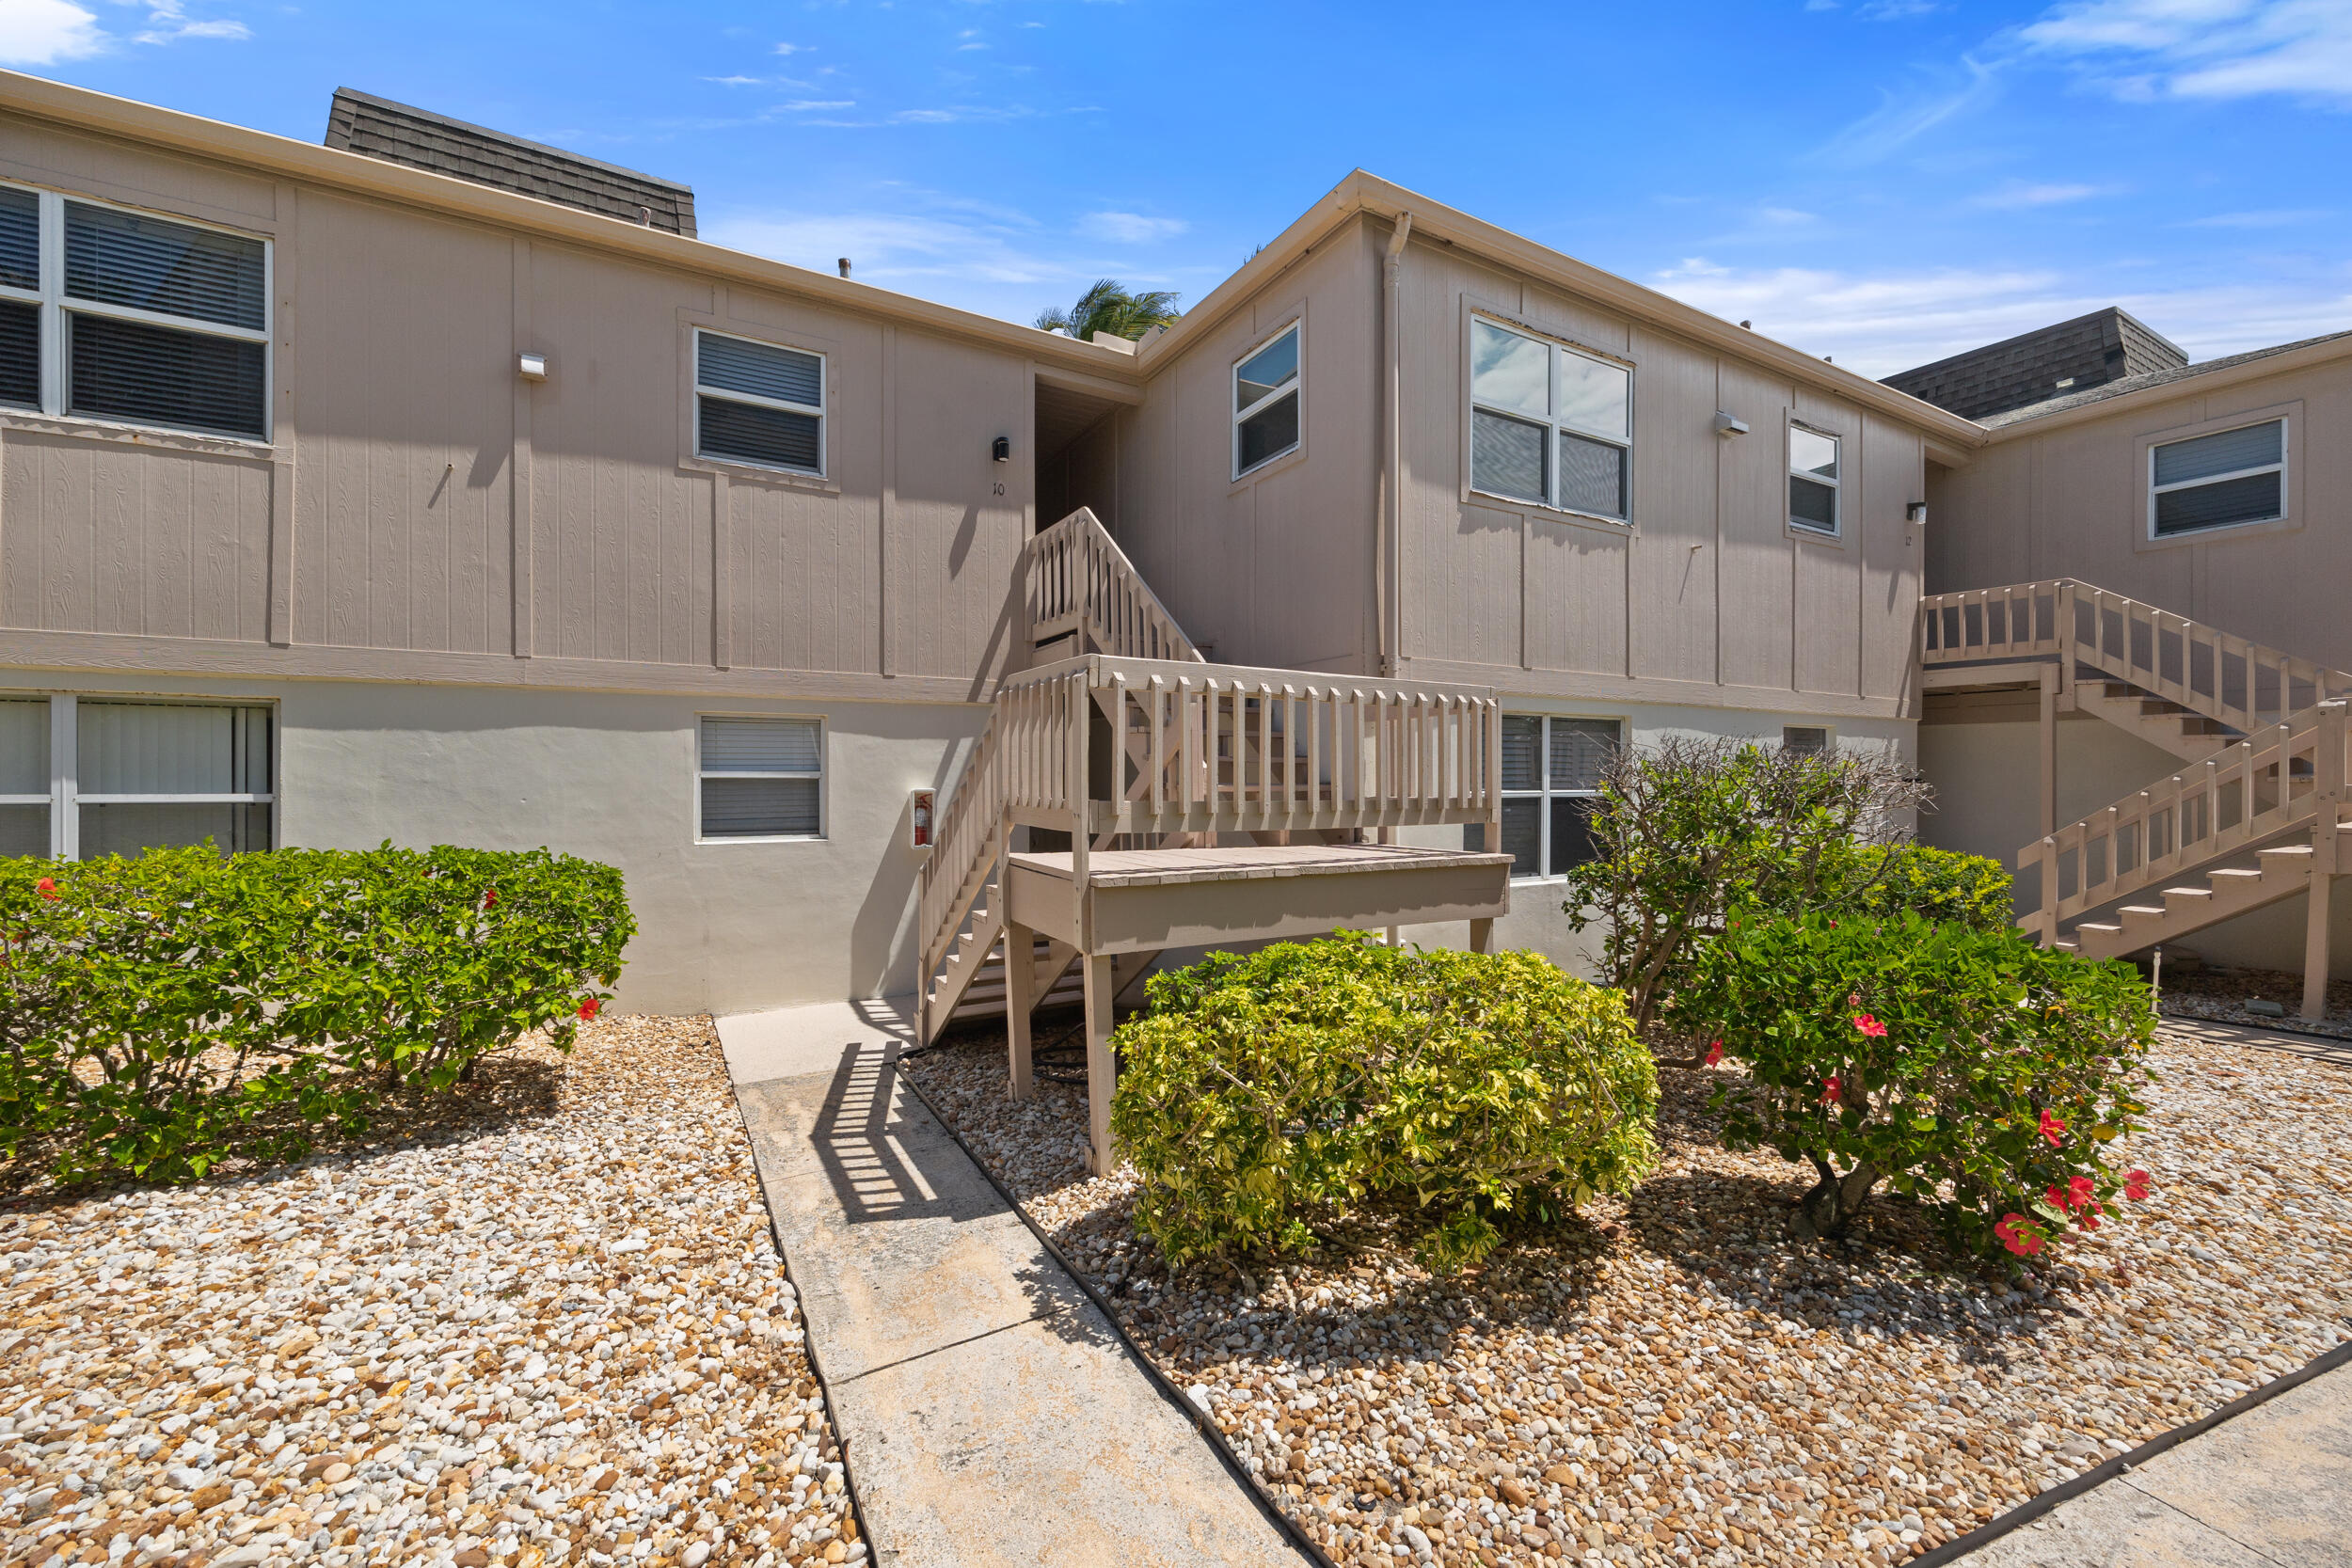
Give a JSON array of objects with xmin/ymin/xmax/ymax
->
[{"xmin": 1378, "ymin": 211, "xmax": 1412, "ymax": 678}]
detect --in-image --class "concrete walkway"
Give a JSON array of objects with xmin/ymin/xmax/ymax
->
[
  {"xmin": 720, "ymin": 999, "xmax": 1302, "ymax": 1568},
  {"xmin": 1962, "ymin": 1362, "xmax": 2350, "ymax": 1567}
]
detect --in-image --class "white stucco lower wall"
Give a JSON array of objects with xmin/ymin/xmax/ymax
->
[
  {"xmin": 1919, "ymin": 712, "xmax": 2352, "ymax": 975},
  {"xmin": 1392, "ymin": 699, "xmax": 1916, "ymax": 981},
  {"xmin": 4, "ymin": 667, "xmax": 986, "ymax": 1016}
]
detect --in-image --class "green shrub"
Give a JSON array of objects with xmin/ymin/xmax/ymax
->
[
  {"xmin": 1662, "ymin": 910, "xmax": 2158, "ymax": 1261},
  {"xmin": 1557, "ymin": 736, "xmax": 1932, "ymax": 1031},
  {"xmin": 1109, "ymin": 934, "xmax": 1660, "ymax": 1273},
  {"xmin": 0, "ymin": 843, "xmax": 633, "ymax": 1185},
  {"xmin": 1850, "ymin": 846, "xmax": 2014, "ymax": 931}
]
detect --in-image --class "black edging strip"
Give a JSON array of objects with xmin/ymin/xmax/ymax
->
[
  {"xmin": 892, "ymin": 1050, "xmax": 1338, "ymax": 1568},
  {"xmin": 1906, "ymin": 1335, "xmax": 2352, "ymax": 1567},
  {"xmin": 725, "ymin": 1085, "xmax": 881, "ymax": 1566}
]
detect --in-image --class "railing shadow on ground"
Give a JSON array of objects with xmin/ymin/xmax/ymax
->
[{"xmin": 807, "ymin": 1040, "xmax": 976, "ymax": 1227}]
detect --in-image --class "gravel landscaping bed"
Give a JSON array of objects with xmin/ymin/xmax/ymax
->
[
  {"xmin": 2153, "ymin": 963, "xmax": 2352, "ymax": 1041},
  {"xmin": 902, "ymin": 1022, "xmax": 2352, "ymax": 1568},
  {"xmin": 0, "ymin": 1016, "xmax": 860, "ymax": 1568}
]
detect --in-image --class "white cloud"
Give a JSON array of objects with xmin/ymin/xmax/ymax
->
[
  {"xmin": 2180, "ymin": 206, "xmax": 2330, "ymax": 227},
  {"xmin": 1078, "ymin": 211, "xmax": 1188, "ymax": 245},
  {"xmin": 131, "ymin": 0, "xmax": 247, "ymax": 45},
  {"xmin": 0, "ymin": 0, "xmax": 102, "ymax": 63},
  {"xmin": 1972, "ymin": 181, "xmax": 2108, "ymax": 208},
  {"xmin": 773, "ymin": 41, "xmax": 807, "ymax": 55},
  {"xmin": 1648, "ymin": 255, "xmax": 2352, "ymax": 376},
  {"xmin": 2019, "ymin": 0, "xmax": 2352, "ymax": 103},
  {"xmin": 705, "ymin": 74, "xmax": 762, "ymax": 87},
  {"xmin": 1814, "ymin": 55, "xmax": 2000, "ymax": 165},
  {"xmin": 783, "ymin": 99, "xmax": 855, "ymax": 111}
]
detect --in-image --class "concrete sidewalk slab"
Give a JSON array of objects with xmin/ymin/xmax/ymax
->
[
  {"xmin": 1962, "ymin": 1362, "xmax": 2351, "ymax": 1567},
  {"xmin": 718, "ymin": 996, "xmax": 918, "ymax": 1086},
  {"xmin": 723, "ymin": 1007, "xmax": 1300, "ymax": 1568}
]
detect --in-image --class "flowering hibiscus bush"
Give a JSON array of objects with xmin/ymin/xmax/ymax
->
[
  {"xmin": 1663, "ymin": 910, "xmax": 2158, "ymax": 1262},
  {"xmin": 0, "ymin": 844, "xmax": 632, "ymax": 1185},
  {"xmin": 1110, "ymin": 934, "xmax": 1660, "ymax": 1273}
]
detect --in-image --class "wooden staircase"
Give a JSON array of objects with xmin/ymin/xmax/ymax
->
[
  {"xmin": 1921, "ymin": 578, "xmax": 2351, "ymax": 1020},
  {"xmin": 914, "ymin": 507, "xmax": 1510, "ymax": 1172}
]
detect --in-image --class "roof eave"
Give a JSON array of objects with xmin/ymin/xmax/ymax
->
[{"xmin": 0, "ymin": 69, "xmax": 1136, "ymax": 377}]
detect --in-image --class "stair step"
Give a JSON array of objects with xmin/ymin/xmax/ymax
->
[
  {"xmin": 2077, "ymin": 922, "xmax": 2123, "ymax": 934},
  {"xmin": 2258, "ymin": 845, "xmax": 2315, "ymax": 860},
  {"xmin": 2118, "ymin": 905, "xmax": 2167, "ymax": 918},
  {"xmin": 2161, "ymin": 886, "xmax": 2213, "ymax": 898},
  {"xmin": 2209, "ymin": 868, "xmax": 2264, "ymax": 880}
]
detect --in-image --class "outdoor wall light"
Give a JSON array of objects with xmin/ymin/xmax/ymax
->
[
  {"xmin": 1712, "ymin": 410, "xmax": 1748, "ymax": 438},
  {"xmin": 517, "ymin": 353, "xmax": 548, "ymax": 383},
  {"xmin": 1906, "ymin": 501, "xmax": 1929, "ymax": 526},
  {"xmin": 992, "ymin": 436, "xmax": 1011, "ymax": 463}
]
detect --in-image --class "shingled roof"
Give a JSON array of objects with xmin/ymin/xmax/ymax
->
[
  {"xmin": 1882, "ymin": 307, "xmax": 2185, "ymax": 421},
  {"xmin": 324, "ymin": 88, "xmax": 695, "ymax": 237}
]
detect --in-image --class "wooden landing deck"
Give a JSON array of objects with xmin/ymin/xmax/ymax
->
[{"xmin": 1004, "ymin": 842, "xmax": 1512, "ymax": 955}]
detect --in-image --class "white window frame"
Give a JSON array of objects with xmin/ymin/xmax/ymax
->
[
  {"xmin": 692, "ymin": 327, "xmax": 826, "ymax": 480},
  {"xmin": 1500, "ymin": 714, "xmax": 1621, "ymax": 882},
  {"xmin": 1782, "ymin": 724, "xmax": 1832, "ymax": 756},
  {"xmin": 694, "ymin": 713, "xmax": 826, "ymax": 844},
  {"xmin": 2146, "ymin": 417, "xmax": 2287, "ymax": 539},
  {"xmin": 0, "ymin": 182, "xmax": 275, "ymax": 443},
  {"xmin": 1, "ymin": 694, "xmax": 278, "ymax": 860},
  {"xmin": 1788, "ymin": 420, "xmax": 1841, "ymax": 538},
  {"xmin": 1232, "ymin": 320, "xmax": 1302, "ymax": 480},
  {"xmin": 1467, "ymin": 315, "xmax": 1634, "ymax": 525}
]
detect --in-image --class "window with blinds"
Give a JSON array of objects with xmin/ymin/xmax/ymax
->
[
  {"xmin": 0, "ymin": 182, "xmax": 270, "ymax": 439},
  {"xmin": 1782, "ymin": 725, "xmax": 1830, "ymax": 756},
  {"xmin": 1469, "ymin": 318, "xmax": 1632, "ymax": 521},
  {"xmin": 2149, "ymin": 419, "xmax": 2285, "ymax": 537},
  {"xmin": 0, "ymin": 695, "xmax": 274, "ymax": 861},
  {"xmin": 1497, "ymin": 715, "xmax": 1621, "ymax": 879},
  {"xmin": 1232, "ymin": 323, "xmax": 1301, "ymax": 478},
  {"xmin": 696, "ymin": 330, "xmax": 825, "ymax": 476},
  {"xmin": 698, "ymin": 717, "xmax": 824, "ymax": 840}
]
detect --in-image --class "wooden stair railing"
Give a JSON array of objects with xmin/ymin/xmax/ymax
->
[
  {"xmin": 2018, "ymin": 701, "xmax": 2348, "ymax": 1017},
  {"xmin": 1922, "ymin": 578, "xmax": 2352, "ymax": 743},
  {"xmin": 1023, "ymin": 507, "xmax": 1204, "ymax": 666}
]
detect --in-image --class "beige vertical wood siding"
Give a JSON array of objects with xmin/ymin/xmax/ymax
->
[
  {"xmin": 1384, "ymin": 236, "xmax": 1927, "ymax": 712},
  {"xmin": 1930, "ymin": 353, "xmax": 2352, "ymax": 673},
  {"xmin": 1111, "ymin": 221, "xmax": 1382, "ymax": 673},
  {"xmin": 0, "ymin": 117, "xmax": 1028, "ymax": 696}
]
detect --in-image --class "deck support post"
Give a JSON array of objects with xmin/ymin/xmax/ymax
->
[
  {"xmin": 1468, "ymin": 917, "xmax": 1494, "ymax": 955},
  {"xmin": 1082, "ymin": 952, "xmax": 1117, "ymax": 1177},
  {"xmin": 1005, "ymin": 920, "xmax": 1036, "ymax": 1101},
  {"xmin": 2039, "ymin": 663, "xmax": 2059, "ymax": 840},
  {"xmin": 2301, "ymin": 702, "xmax": 2344, "ymax": 1020}
]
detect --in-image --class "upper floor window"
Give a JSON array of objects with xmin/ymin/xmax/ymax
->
[
  {"xmin": 695, "ymin": 329, "xmax": 825, "ymax": 477},
  {"xmin": 1499, "ymin": 715, "xmax": 1621, "ymax": 879},
  {"xmin": 0, "ymin": 186, "xmax": 271, "ymax": 441},
  {"xmin": 2150, "ymin": 419, "xmax": 2284, "ymax": 537},
  {"xmin": 1469, "ymin": 318, "xmax": 1631, "ymax": 522},
  {"xmin": 0, "ymin": 694, "xmax": 274, "ymax": 861},
  {"xmin": 1232, "ymin": 323, "xmax": 1300, "ymax": 478},
  {"xmin": 1788, "ymin": 423, "xmax": 1840, "ymax": 536},
  {"xmin": 698, "ymin": 716, "xmax": 823, "ymax": 841}
]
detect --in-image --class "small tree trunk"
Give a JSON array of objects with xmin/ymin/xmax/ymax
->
[{"xmin": 1791, "ymin": 1156, "xmax": 1882, "ymax": 1242}]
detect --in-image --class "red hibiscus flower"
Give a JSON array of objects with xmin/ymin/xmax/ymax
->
[
  {"xmin": 1852, "ymin": 1013, "xmax": 1888, "ymax": 1037},
  {"xmin": 1705, "ymin": 1039, "xmax": 1724, "ymax": 1068},
  {"xmin": 1994, "ymin": 1214, "xmax": 2045, "ymax": 1257},
  {"xmin": 2038, "ymin": 1109, "xmax": 2066, "ymax": 1148},
  {"xmin": 2123, "ymin": 1169, "xmax": 2152, "ymax": 1202},
  {"xmin": 482, "ymin": 887, "xmax": 499, "ymax": 910},
  {"xmin": 1821, "ymin": 1075, "xmax": 1843, "ymax": 1105},
  {"xmin": 34, "ymin": 877, "xmax": 58, "ymax": 901},
  {"xmin": 578, "ymin": 998, "xmax": 602, "ymax": 1020}
]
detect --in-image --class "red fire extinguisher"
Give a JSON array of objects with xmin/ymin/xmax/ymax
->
[{"xmin": 911, "ymin": 788, "xmax": 935, "ymax": 849}]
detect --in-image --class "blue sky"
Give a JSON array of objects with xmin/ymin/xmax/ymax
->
[{"xmin": 5, "ymin": 0, "xmax": 2349, "ymax": 376}]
